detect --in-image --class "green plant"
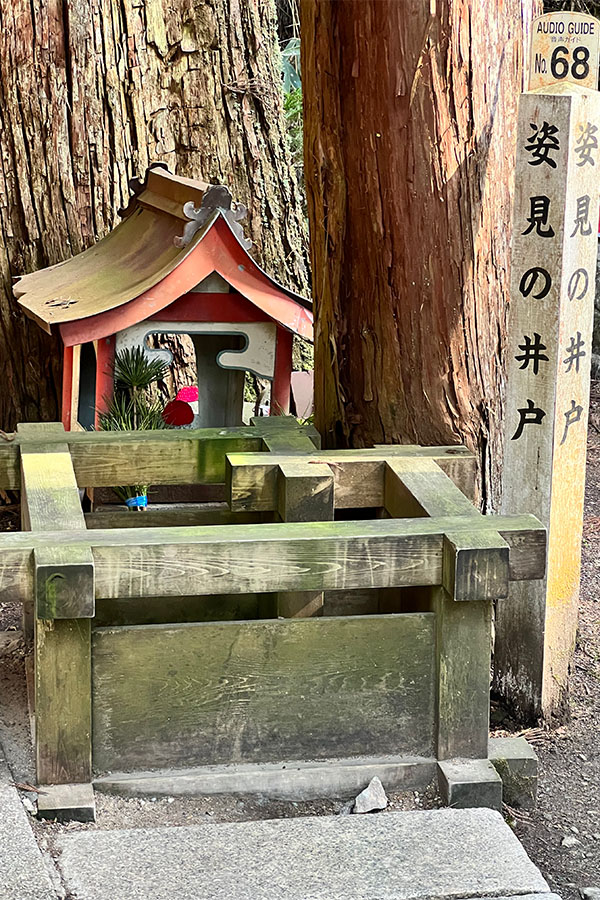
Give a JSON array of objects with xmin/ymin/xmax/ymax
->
[
  {"xmin": 281, "ymin": 37, "xmax": 301, "ymax": 91},
  {"xmin": 284, "ymin": 87, "xmax": 303, "ymax": 171},
  {"xmin": 98, "ymin": 347, "xmax": 170, "ymax": 505},
  {"xmin": 113, "ymin": 346, "xmax": 168, "ymax": 393},
  {"xmin": 281, "ymin": 37, "xmax": 304, "ymax": 183}
]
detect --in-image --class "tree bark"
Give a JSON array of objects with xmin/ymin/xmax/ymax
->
[
  {"xmin": 0, "ymin": 0, "xmax": 307, "ymax": 429},
  {"xmin": 301, "ymin": 0, "xmax": 540, "ymax": 508}
]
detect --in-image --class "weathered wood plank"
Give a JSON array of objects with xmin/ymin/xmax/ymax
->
[
  {"xmin": 85, "ymin": 504, "xmax": 271, "ymax": 529},
  {"xmin": 92, "ymin": 614, "xmax": 436, "ymax": 771},
  {"xmin": 19, "ymin": 423, "xmax": 94, "ymax": 619},
  {"xmin": 277, "ymin": 460, "xmax": 334, "ymax": 522},
  {"xmin": 0, "ymin": 420, "xmax": 319, "ymax": 489},
  {"xmin": 384, "ymin": 457, "xmax": 478, "ymax": 519},
  {"xmin": 434, "ymin": 587, "xmax": 492, "ymax": 760},
  {"xmin": 18, "ymin": 423, "xmax": 93, "ymax": 785},
  {"xmin": 383, "ymin": 458, "xmax": 498, "ymax": 757},
  {"xmin": 375, "ymin": 444, "xmax": 477, "ymax": 502},
  {"xmin": 228, "ymin": 449, "xmax": 478, "ymax": 512},
  {"xmin": 251, "ymin": 414, "xmax": 321, "ymax": 448},
  {"xmin": 385, "ymin": 457, "xmax": 512, "ymax": 602},
  {"xmin": 257, "ymin": 422, "xmax": 331, "ymax": 616},
  {"xmin": 276, "ymin": 458, "xmax": 334, "ymax": 617},
  {"xmin": 0, "ymin": 514, "xmax": 547, "ymax": 605},
  {"xmin": 35, "ymin": 618, "xmax": 92, "ymax": 785},
  {"xmin": 382, "ymin": 455, "xmax": 499, "ymax": 757}
]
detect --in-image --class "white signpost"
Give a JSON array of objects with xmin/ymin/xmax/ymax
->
[
  {"xmin": 529, "ymin": 12, "xmax": 599, "ymax": 91},
  {"xmin": 496, "ymin": 24, "xmax": 600, "ymax": 719}
]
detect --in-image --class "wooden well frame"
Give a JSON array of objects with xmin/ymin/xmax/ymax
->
[{"xmin": 0, "ymin": 418, "xmax": 546, "ymax": 791}]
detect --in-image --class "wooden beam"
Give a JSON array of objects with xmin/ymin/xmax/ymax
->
[
  {"xmin": 375, "ymin": 443, "xmax": 477, "ymax": 502},
  {"xmin": 384, "ymin": 458, "xmax": 510, "ymax": 602},
  {"xmin": 433, "ymin": 588, "xmax": 492, "ymax": 760},
  {"xmin": 85, "ymin": 504, "xmax": 271, "ymax": 529},
  {"xmin": 18, "ymin": 423, "xmax": 92, "ymax": 786},
  {"xmin": 92, "ymin": 614, "xmax": 436, "ymax": 771},
  {"xmin": 19, "ymin": 423, "xmax": 94, "ymax": 619},
  {"xmin": 277, "ymin": 460, "xmax": 334, "ymax": 523},
  {"xmin": 442, "ymin": 531, "xmax": 509, "ymax": 604},
  {"xmin": 0, "ymin": 514, "xmax": 547, "ymax": 606},
  {"xmin": 256, "ymin": 419, "xmax": 332, "ymax": 616},
  {"xmin": 384, "ymin": 457, "xmax": 478, "ymax": 519},
  {"xmin": 0, "ymin": 419, "xmax": 319, "ymax": 490},
  {"xmin": 34, "ymin": 618, "xmax": 92, "ymax": 784},
  {"xmin": 227, "ymin": 447, "xmax": 477, "ymax": 512}
]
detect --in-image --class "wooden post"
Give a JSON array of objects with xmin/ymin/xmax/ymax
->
[
  {"xmin": 495, "ymin": 84, "xmax": 600, "ymax": 720},
  {"xmin": 384, "ymin": 457, "xmax": 508, "ymax": 759},
  {"xmin": 94, "ymin": 335, "xmax": 116, "ymax": 427},
  {"xmin": 275, "ymin": 459, "xmax": 334, "ymax": 617},
  {"xmin": 18, "ymin": 422, "xmax": 93, "ymax": 785},
  {"xmin": 61, "ymin": 346, "xmax": 74, "ymax": 430},
  {"xmin": 271, "ymin": 329, "xmax": 293, "ymax": 416},
  {"xmin": 254, "ymin": 416, "xmax": 332, "ymax": 616}
]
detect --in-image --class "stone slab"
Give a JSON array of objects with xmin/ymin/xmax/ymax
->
[
  {"xmin": 37, "ymin": 782, "xmax": 96, "ymax": 823},
  {"xmin": 0, "ymin": 746, "xmax": 58, "ymax": 899},
  {"xmin": 94, "ymin": 756, "xmax": 436, "ymax": 801},
  {"xmin": 489, "ymin": 736, "xmax": 538, "ymax": 808},
  {"xmin": 56, "ymin": 808, "xmax": 551, "ymax": 900},
  {"xmin": 438, "ymin": 758, "xmax": 503, "ymax": 810},
  {"xmin": 464, "ymin": 897, "xmax": 561, "ymax": 900}
]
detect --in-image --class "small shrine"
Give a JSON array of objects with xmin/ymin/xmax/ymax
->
[{"xmin": 14, "ymin": 164, "xmax": 313, "ymax": 430}]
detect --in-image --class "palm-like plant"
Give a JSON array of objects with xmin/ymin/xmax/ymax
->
[{"xmin": 98, "ymin": 347, "xmax": 170, "ymax": 506}]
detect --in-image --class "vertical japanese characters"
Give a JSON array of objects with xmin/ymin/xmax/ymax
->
[
  {"xmin": 498, "ymin": 86, "xmax": 600, "ymax": 717},
  {"xmin": 509, "ymin": 113, "xmax": 597, "ymax": 451}
]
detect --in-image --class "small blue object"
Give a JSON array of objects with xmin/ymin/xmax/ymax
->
[{"xmin": 125, "ymin": 495, "xmax": 148, "ymax": 509}]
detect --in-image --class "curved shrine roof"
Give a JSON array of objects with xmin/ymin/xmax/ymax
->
[{"xmin": 14, "ymin": 166, "xmax": 313, "ymax": 343}]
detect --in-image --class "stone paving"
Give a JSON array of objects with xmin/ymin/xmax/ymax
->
[
  {"xmin": 54, "ymin": 808, "xmax": 555, "ymax": 900},
  {"xmin": 0, "ymin": 748, "xmax": 56, "ymax": 900}
]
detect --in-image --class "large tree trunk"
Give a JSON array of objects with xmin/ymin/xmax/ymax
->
[
  {"xmin": 301, "ymin": 0, "xmax": 539, "ymax": 508},
  {"xmin": 0, "ymin": 0, "xmax": 307, "ymax": 429}
]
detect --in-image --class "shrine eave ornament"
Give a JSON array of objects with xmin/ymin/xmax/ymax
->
[{"xmin": 13, "ymin": 165, "xmax": 313, "ymax": 347}]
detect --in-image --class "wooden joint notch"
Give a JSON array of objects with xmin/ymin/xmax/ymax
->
[
  {"xmin": 442, "ymin": 530, "xmax": 510, "ymax": 602},
  {"xmin": 376, "ymin": 444, "xmax": 478, "ymax": 502},
  {"xmin": 277, "ymin": 460, "xmax": 334, "ymax": 523},
  {"xmin": 250, "ymin": 414, "xmax": 320, "ymax": 444},
  {"xmin": 226, "ymin": 457, "xmax": 279, "ymax": 512},
  {"xmin": 384, "ymin": 457, "xmax": 479, "ymax": 519},
  {"xmin": 34, "ymin": 547, "xmax": 95, "ymax": 619}
]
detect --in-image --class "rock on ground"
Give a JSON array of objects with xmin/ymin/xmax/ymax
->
[{"xmin": 353, "ymin": 776, "xmax": 388, "ymax": 814}]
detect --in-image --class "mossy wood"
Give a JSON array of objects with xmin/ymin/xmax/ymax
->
[
  {"xmin": 0, "ymin": 514, "xmax": 545, "ymax": 605},
  {"xmin": 18, "ymin": 423, "xmax": 92, "ymax": 785},
  {"xmin": 92, "ymin": 615, "xmax": 436, "ymax": 772},
  {"xmin": 227, "ymin": 449, "xmax": 477, "ymax": 512},
  {"xmin": 12, "ymin": 418, "xmax": 546, "ymax": 788},
  {"xmin": 85, "ymin": 504, "xmax": 272, "ymax": 529},
  {"xmin": 0, "ymin": 419, "xmax": 322, "ymax": 490},
  {"xmin": 263, "ymin": 425, "xmax": 334, "ymax": 618}
]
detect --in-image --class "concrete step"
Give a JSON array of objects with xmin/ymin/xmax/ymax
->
[
  {"xmin": 55, "ymin": 807, "xmax": 555, "ymax": 900},
  {"xmin": 0, "ymin": 748, "xmax": 58, "ymax": 899}
]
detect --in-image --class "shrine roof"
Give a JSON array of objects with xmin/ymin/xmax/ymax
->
[{"xmin": 14, "ymin": 165, "xmax": 313, "ymax": 344}]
